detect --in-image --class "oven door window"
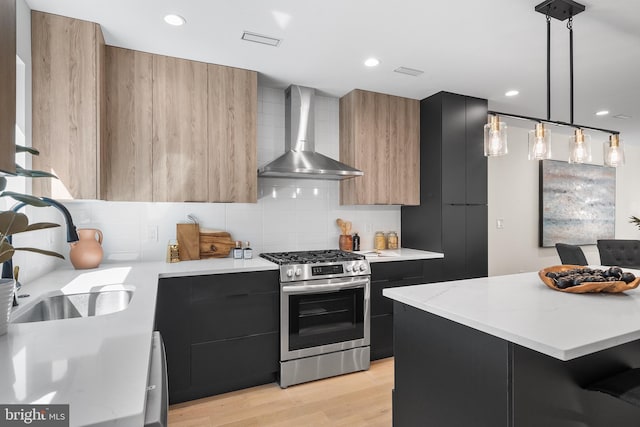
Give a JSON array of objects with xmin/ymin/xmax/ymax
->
[{"xmin": 288, "ymin": 287, "xmax": 364, "ymax": 351}]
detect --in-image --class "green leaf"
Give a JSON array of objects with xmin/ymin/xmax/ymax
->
[
  {"xmin": 14, "ymin": 165, "xmax": 58, "ymax": 179},
  {"xmin": 0, "ymin": 211, "xmax": 29, "ymax": 237},
  {"xmin": 0, "ymin": 176, "xmax": 6, "ymax": 192},
  {"xmin": 15, "ymin": 145, "xmax": 40, "ymax": 156},
  {"xmin": 14, "ymin": 247, "xmax": 65, "ymax": 260},
  {"xmin": 0, "ymin": 240, "xmax": 15, "ymax": 263},
  {"xmin": 23, "ymin": 222, "xmax": 60, "ymax": 232},
  {"xmin": 0, "ymin": 191, "xmax": 51, "ymax": 207}
]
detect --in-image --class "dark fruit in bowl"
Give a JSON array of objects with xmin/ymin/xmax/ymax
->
[
  {"xmin": 606, "ymin": 267, "xmax": 623, "ymax": 279},
  {"xmin": 621, "ymin": 272, "xmax": 636, "ymax": 284},
  {"xmin": 556, "ymin": 277, "xmax": 574, "ymax": 289}
]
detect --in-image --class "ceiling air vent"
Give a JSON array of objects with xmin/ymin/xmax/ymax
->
[
  {"xmin": 241, "ymin": 31, "xmax": 281, "ymax": 47},
  {"xmin": 613, "ymin": 114, "xmax": 631, "ymax": 120},
  {"xmin": 393, "ymin": 66, "xmax": 424, "ymax": 77}
]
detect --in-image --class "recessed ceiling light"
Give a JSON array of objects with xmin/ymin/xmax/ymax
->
[
  {"xmin": 364, "ymin": 58, "xmax": 380, "ymax": 67},
  {"xmin": 164, "ymin": 14, "xmax": 186, "ymax": 26},
  {"xmin": 595, "ymin": 110, "xmax": 609, "ymax": 116},
  {"xmin": 241, "ymin": 31, "xmax": 281, "ymax": 47},
  {"xmin": 505, "ymin": 90, "xmax": 519, "ymax": 97}
]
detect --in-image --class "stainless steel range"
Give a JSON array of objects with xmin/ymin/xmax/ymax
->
[{"xmin": 261, "ymin": 249, "xmax": 371, "ymax": 388}]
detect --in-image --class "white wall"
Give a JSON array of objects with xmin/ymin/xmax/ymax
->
[{"xmin": 488, "ymin": 122, "xmax": 640, "ymax": 276}]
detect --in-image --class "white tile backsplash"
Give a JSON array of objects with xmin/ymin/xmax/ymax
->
[{"xmin": 13, "ymin": 86, "xmax": 401, "ymax": 277}]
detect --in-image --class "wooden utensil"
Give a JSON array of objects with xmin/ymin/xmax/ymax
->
[
  {"xmin": 176, "ymin": 223, "xmax": 200, "ymax": 260},
  {"xmin": 345, "ymin": 221, "xmax": 352, "ymax": 236},
  {"xmin": 199, "ymin": 230, "xmax": 235, "ymax": 258}
]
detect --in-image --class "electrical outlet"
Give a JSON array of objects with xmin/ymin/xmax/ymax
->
[
  {"xmin": 146, "ymin": 225, "xmax": 158, "ymax": 242},
  {"xmin": 496, "ymin": 219, "xmax": 504, "ymax": 229}
]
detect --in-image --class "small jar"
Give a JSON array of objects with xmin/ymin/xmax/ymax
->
[
  {"xmin": 243, "ymin": 241, "xmax": 253, "ymax": 259},
  {"xmin": 233, "ymin": 241, "xmax": 243, "ymax": 259},
  {"xmin": 387, "ymin": 231, "xmax": 399, "ymax": 249},
  {"xmin": 374, "ymin": 231, "xmax": 386, "ymax": 251}
]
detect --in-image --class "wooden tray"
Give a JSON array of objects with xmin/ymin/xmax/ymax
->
[
  {"xmin": 539, "ymin": 265, "xmax": 640, "ymax": 293},
  {"xmin": 199, "ymin": 230, "xmax": 235, "ymax": 258}
]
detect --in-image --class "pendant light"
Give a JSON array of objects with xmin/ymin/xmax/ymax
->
[
  {"xmin": 528, "ymin": 123, "xmax": 551, "ymax": 160},
  {"xmin": 604, "ymin": 134, "xmax": 625, "ymax": 167},
  {"xmin": 484, "ymin": 115, "xmax": 508, "ymax": 156},
  {"xmin": 568, "ymin": 128, "xmax": 591, "ymax": 164},
  {"xmin": 485, "ymin": 0, "xmax": 625, "ymax": 167}
]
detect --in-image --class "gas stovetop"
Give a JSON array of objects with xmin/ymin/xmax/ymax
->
[
  {"xmin": 261, "ymin": 250, "xmax": 369, "ymax": 282},
  {"xmin": 260, "ymin": 249, "xmax": 365, "ymax": 265}
]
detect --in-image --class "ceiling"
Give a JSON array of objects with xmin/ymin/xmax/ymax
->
[{"xmin": 25, "ymin": 0, "xmax": 640, "ymax": 145}]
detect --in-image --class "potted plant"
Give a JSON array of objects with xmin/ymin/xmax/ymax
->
[
  {"xmin": 0, "ymin": 144, "xmax": 64, "ymax": 335},
  {"xmin": 631, "ymin": 216, "xmax": 640, "ymax": 231}
]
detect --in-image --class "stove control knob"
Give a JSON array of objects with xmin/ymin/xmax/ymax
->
[
  {"xmin": 286, "ymin": 269, "xmax": 294, "ymax": 278},
  {"xmin": 346, "ymin": 264, "xmax": 353, "ymax": 272},
  {"xmin": 359, "ymin": 264, "xmax": 367, "ymax": 272},
  {"xmin": 295, "ymin": 268, "xmax": 302, "ymax": 276}
]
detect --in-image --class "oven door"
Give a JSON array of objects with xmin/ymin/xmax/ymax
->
[{"xmin": 281, "ymin": 276, "xmax": 370, "ymax": 361}]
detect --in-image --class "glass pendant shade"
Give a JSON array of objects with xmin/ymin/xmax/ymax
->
[
  {"xmin": 603, "ymin": 134, "xmax": 625, "ymax": 167},
  {"xmin": 484, "ymin": 115, "xmax": 508, "ymax": 156},
  {"xmin": 568, "ymin": 129, "xmax": 591, "ymax": 164},
  {"xmin": 527, "ymin": 123, "xmax": 551, "ymax": 160}
]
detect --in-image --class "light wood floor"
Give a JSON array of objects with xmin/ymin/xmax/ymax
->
[{"xmin": 168, "ymin": 358, "xmax": 394, "ymax": 427}]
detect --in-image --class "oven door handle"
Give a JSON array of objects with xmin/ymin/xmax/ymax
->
[{"xmin": 282, "ymin": 279, "xmax": 369, "ymax": 295}]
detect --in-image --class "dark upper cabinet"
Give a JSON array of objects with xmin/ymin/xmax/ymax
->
[
  {"xmin": 441, "ymin": 93, "xmax": 488, "ymax": 205},
  {"xmin": 0, "ymin": 0, "xmax": 16, "ymax": 174},
  {"xmin": 441, "ymin": 93, "xmax": 467, "ymax": 205},
  {"xmin": 401, "ymin": 91, "xmax": 488, "ymax": 280}
]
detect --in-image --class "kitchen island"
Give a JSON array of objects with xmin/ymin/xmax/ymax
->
[{"xmin": 384, "ymin": 271, "xmax": 640, "ymax": 427}]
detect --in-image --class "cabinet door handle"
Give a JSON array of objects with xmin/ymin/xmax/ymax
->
[{"xmin": 227, "ymin": 293, "xmax": 250, "ymax": 298}]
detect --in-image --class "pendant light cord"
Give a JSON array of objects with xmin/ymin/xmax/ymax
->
[
  {"xmin": 568, "ymin": 17, "xmax": 574, "ymax": 125},
  {"xmin": 546, "ymin": 15, "xmax": 551, "ymax": 121}
]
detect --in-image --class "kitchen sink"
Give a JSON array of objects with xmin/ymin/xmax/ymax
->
[{"xmin": 11, "ymin": 289, "xmax": 134, "ymax": 323}]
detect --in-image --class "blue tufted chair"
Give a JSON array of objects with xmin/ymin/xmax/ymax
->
[{"xmin": 596, "ymin": 240, "xmax": 640, "ymax": 268}]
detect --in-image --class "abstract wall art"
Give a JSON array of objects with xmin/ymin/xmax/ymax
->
[{"xmin": 539, "ymin": 160, "xmax": 615, "ymax": 247}]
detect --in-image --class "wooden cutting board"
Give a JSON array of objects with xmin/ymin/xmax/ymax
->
[
  {"xmin": 176, "ymin": 223, "xmax": 200, "ymax": 261},
  {"xmin": 199, "ymin": 230, "xmax": 235, "ymax": 258}
]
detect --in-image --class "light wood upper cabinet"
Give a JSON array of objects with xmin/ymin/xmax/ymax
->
[
  {"xmin": 0, "ymin": 0, "xmax": 16, "ymax": 175},
  {"xmin": 31, "ymin": 12, "xmax": 257, "ymax": 203},
  {"xmin": 340, "ymin": 89, "xmax": 419, "ymax": 205},
  {"xmin": 389, "ymin": 95, "xmax": 420, "ymax": 205},
  {"xmin": 103, "ymin": 47, "xmax": 153, "ymax": 201},
  {"xmin": 152, "ymin": 55, "xmax": 208, "ymax": 202},
  {"xmin": 207, "ymin": 64, "xmax": 257, "ymax": 203},
  {"xmin": 31, "ymin": 11, "xmax": 104, "ymax": 199}
]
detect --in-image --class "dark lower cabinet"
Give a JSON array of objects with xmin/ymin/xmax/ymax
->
[
  {"xmin": 369, "ymin": 259, "xmax": 442, "ymax": 360},
  {"xmin": 155, "ymin": 270, "xmax": 280, "ymax": 403}
]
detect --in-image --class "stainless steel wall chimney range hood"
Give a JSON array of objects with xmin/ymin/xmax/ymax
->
[{"xmin": 258, "ymin": 85, "xmax": 363, "ymax": 180}]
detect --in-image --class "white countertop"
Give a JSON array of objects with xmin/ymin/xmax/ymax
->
[
  {"xmin": 356, "ymin": 248, "xmax": 443, "ymax": 262},
  {"xmin": 0, "ymin": 257, "xmax": 277, "ymax": 427},
  {"xmin": 384, "ymin": 269, "xmax": 640, "ymax": 361},
  {"xmin": 0, "ymin": 248, "xmax": 438, "ymax": 426}
]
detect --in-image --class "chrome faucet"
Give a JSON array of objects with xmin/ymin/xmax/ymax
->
[{"xmin": 1, "ymin": 197, "xmax": 79, "ymax": 306}]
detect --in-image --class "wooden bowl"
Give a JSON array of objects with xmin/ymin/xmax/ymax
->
[{"xmin": 538, "ymin": 265, "xmax": 640, "ymax": 293}]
